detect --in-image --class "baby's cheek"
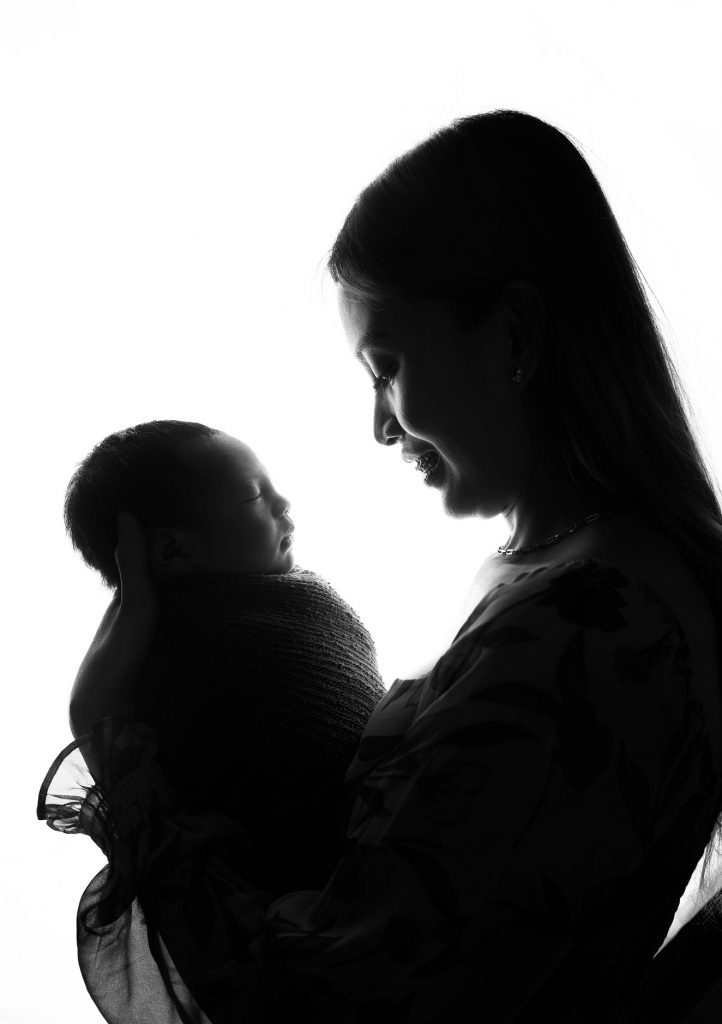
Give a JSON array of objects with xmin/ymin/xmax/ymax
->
[{"xmin": 246, "ymin": 517, "xmax": 275, "ymax": 550}]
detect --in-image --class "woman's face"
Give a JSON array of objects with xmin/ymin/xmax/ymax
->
[{"xmin": 338, "ymin": 286, "xmax": 533, "ymax": 522}]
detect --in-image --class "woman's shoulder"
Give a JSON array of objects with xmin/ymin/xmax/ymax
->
[
  {"xmin": 457, "ymin": 551, "xmax": 681, "ymax": 657},
  {"xmin": 552, "ymin": 514, "xmax": 719, "ymax": 691},
  {"xmin": 553, "ymin": 512, "xmax": 711, "ymax": 617},
  {"xmin": 458, "ymin": 514, "xmax": 722, "ymax": 764},
  {"xmin": 467, "ymin": 512, "xmax": 715, "ymax": 644}
]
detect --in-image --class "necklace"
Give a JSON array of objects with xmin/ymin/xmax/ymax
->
[{"xmin": 497, "ymin": 509, "xmax": 651, "ymax": 556}]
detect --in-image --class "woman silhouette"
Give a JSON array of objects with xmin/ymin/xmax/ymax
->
[{"xmin": 39, "ymin": 110, "xmax": 722, "ymax": 1022}]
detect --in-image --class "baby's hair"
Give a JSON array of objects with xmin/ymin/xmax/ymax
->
[{"xmin": 65, "ymin": 419, "xmax": 222, "ymax": 589}]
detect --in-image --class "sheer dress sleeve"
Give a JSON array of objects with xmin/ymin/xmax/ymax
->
[{"xmin": 37, "ymin": 560, "xmax": 722, "ymax": 1023}]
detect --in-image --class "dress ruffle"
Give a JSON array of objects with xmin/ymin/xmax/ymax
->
[{"xmin": 37, "ymin": 718, "xmax": 279, "ymax": 1024}]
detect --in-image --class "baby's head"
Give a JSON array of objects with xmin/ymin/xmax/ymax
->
[{"xmin": 65, "ymin": 420, "xmax": 295, "ymax": 589}]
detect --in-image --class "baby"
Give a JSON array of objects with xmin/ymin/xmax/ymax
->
[{"xmin": 62, "ymin": 419, "xmax": 387, "ymax": 893}]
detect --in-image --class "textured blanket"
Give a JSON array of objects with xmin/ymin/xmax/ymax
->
[{"xmin": 134, "ymin": 566, "xmax": 386, "ymax": 892}]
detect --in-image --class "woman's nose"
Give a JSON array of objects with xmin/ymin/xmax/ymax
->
[{"xmin": 374, "ymin": 397, "xmax": 403, "ymax": 447}]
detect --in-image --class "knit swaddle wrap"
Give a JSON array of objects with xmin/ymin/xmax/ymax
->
[{"xmin": 134, "ymin": 566, "xmax": 385, "ymax": 892}]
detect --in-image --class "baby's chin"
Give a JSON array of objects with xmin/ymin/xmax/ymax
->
[
  {"xmin": 236, "ymin": 538, "xmax": 296, "ymax": 574},
  {"xmin": 276, "ymin": 547, "xmax": 296, "ymax": 573},
  {"xmin": 229, "ymin": 547, "xmax": 296, "ymax": 575},
  {"xmin": 210, "ymin": 557, "xmax": 295, "ymax": 575},
  {"xmin": 155, "ymin": 559, "xmax": 297, "ymax": 583}
]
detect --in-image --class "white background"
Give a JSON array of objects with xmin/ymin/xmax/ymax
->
[{"xmin": 2, "ymin": 2, "xmax": 721, "ymax": 1020}]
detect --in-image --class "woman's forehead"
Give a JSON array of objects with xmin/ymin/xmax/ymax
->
[
  {"xmin": 339, "ymin": 290, "xmax": 418, "ymax": 348},
  {"xmin": 338, "ymin": 287, "xmax": 374, "ymax": 333}
]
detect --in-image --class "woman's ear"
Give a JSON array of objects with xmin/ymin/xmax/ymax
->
[
  {"xmin": 500, "ymin": 279, "xmax": 546, "ymax": 375},
  {"xmin": 145, "ymin": 526, "xmax": 199, "ymax": 576}
]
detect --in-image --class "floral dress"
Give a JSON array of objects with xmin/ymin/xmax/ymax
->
[{"xmin": 38, "ymin": 558, "xmax": 722, "ymax": 1023}]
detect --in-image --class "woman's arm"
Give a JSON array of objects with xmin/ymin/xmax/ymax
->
[{"xmin": 69, "ymin": 513, "xmax": 158, "ymax": 739}]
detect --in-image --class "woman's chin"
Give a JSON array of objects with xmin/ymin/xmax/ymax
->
[
  {"xmin": 439, "ymin": 472, "xmax": 481, "ymax": 519},
  {"xmin": 442, "ymin": 495, "xmax": 473, "ymax": 519}
]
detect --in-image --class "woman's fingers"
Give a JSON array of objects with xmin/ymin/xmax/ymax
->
[
  {"xmin": 115, "ymin": 512, "xmax": 156, "ymax": 613},
  {"xmin": 68, "ymin": 514, "xmax": 159, "ymax": 737}
]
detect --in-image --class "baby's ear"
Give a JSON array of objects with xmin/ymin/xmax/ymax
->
[{"xmin": 146, "ymin": 526, "xmax": 198, "ymax": 576}]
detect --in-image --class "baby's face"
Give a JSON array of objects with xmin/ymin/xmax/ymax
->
[{"xmin": 188, "ymin": 433, "xmax": 295, "ymax": 575}]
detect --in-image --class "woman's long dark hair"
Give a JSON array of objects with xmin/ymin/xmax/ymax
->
[{"xmin": 327, "ymin": 109, "xmax": 722, "ymax": 911}]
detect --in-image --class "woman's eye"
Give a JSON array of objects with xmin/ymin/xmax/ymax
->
[{"xmin": 372, "ymin": 365, "xmax": 396, "ymax": 392}]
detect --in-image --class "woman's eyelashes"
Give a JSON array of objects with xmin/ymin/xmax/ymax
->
[{"xmin": 372, "ymin": 364, "xmax": 397, "ymax": 392}]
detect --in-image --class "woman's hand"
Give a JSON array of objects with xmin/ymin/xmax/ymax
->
[{"xmin": 69, "ymin": 513, "xmax": 159, "ymax": 739}]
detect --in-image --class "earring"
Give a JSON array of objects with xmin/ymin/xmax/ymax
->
[{"xmin": 511, "ymin": 367, "xmax": 525, "ymax": 383}]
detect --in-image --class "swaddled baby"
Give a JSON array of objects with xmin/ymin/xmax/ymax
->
[{"xmin": 63, "ymin": 419, "xmax": 386, "ymax": 893}]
